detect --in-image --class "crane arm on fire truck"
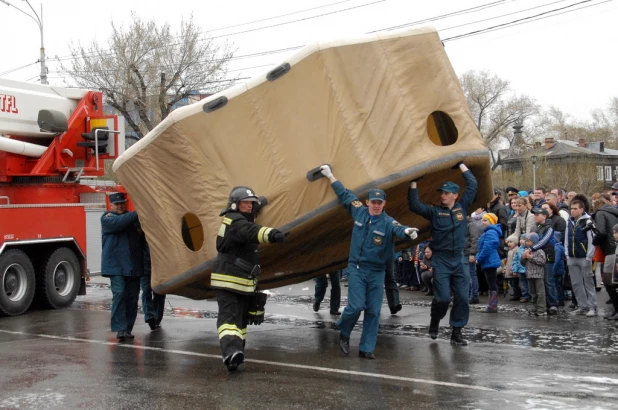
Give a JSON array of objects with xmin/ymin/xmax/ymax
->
[{"xmin": 0, "ymin": 78, "xmax": 125, "ymax": 182}]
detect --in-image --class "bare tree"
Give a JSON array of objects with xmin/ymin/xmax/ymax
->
[
  {"xmin": 460, "ymin": 70, "xmax": 539, "ymax": 170},
  {"xmin": 63, "ymin": 13, "xmax": 235, "ymax": 140}
]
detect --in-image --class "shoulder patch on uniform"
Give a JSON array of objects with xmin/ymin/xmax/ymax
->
[{"xmin": 351, "ymin": 200, "xmax": 363, "ymax": 208}]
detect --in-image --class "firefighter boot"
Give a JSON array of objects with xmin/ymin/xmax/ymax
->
[
  {"xmin": 450, "ymin": 327, "xmax": 468, "ymax": 346},
  {"xmin": 429, "ymin": 318, "xmax": 440, "ymax": 340},
  {"xmin": 225, "ymin": 351, "xmax": 245, "ymax": 372}
]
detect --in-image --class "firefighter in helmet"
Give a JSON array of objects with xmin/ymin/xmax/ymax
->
[{"xmin": 212, "ymin": 186, "xmax": 287, "ymax": 372}]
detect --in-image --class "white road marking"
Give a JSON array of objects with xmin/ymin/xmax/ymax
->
[{"xmin": 0, "ymin": 329, "xmax": 589, "ymax": 403}]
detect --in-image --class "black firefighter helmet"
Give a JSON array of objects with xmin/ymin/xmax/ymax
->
[{"xmin": 220, "ymin": 186, "xmax": 260, "ymax": 216}]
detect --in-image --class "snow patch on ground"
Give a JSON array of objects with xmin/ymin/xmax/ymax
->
[{"xmin": 0, "ymin": 392, "xmax": 65, "ymax": 409}]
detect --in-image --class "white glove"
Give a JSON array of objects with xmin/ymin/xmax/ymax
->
[
  {"xmin": 320, "ymin": 165, "xmax": 333, "ymax": 178},
  {"xmin": 405, "ymin": 227, "xmax": 419, "ymax": 240}
]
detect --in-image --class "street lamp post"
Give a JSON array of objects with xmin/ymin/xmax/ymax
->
[
  {"xmin": 0, "ymin": 0, "xmax": 47, "ymax": 84},
  {"xmin": 531, "ymin": 155, "xmax": 537, "ymax": 192}
]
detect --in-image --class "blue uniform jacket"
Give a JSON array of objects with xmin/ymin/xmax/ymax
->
[
  {"xmin": 475, "ymin": 224, "xmax": 502, "ymax": 270},
  {"xmin": 332, "ymin": 181, "xmax": 410, "ymax": 274},
  {"xmin": 101, "ymin": 210, "xmax": 147, "ymax": 277},
  {"xmin": 408, "ymin": 170, "xmax": 477, "ymax": 254}
]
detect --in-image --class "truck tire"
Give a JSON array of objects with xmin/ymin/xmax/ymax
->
[
  {"xmin": 37, "ymin": 247, "xmax": 81, "ymax": 309},
  {"xmin": 0, "ymin": 249, "xmax": 36, "ymax": 316}
]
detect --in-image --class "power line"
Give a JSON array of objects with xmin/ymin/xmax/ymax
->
[
  {"xmin": 442, "ymin": 0, "xmax": 601, "ymax": 41},
  {"xmin": 209, "ymin": 0, "xmax": 385, "ymax": 39},
  {"xmin": 444, "ymin": 0, "xmax": 614, "ymax": 41},
  {"xmin": 0, "ymin": 60, "xmax": 38, "ymax": 76},
  {"xmin": 50, "ymin": 0, "xmax": 384, "ymax": 64},
  {"xmin": 207, "ymin": 0, "xmax": 361, "ymax": 32},
  {"xmin": 439, "ymin": 0, "xmax": 572, "ymax": 33},
  {"xmin": 367, "ymin": 0, "xmax": 511, "ymax": 33}
]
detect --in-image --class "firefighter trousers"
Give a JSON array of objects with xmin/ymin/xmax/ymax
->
[{"xmin": 216, "ymin": 289, "xmax": 250, "ymax": 360}]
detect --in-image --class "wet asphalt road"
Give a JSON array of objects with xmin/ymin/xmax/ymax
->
[{"xmin": 1, "ymin": 280, "xmax": 618, "ymax": 410}]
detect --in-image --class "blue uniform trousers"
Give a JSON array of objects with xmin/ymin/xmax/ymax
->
[
  {"xmin": 430, "ymin": 252, "xmax": 470, "ymax": 328},
  {"xmin": 110, "ymin": 276, "xmax": 141, "ymax": 332},
  {"xmin": 314, "ymin": 272, "xmax": 341, "ymax": 312},
  {"xmin": 140, "ymin": 276, "xmax": 166, "ymax": 324},
  {"xmin": 336, "ymin": 269, "xmax": 384, "ymax": 353}
]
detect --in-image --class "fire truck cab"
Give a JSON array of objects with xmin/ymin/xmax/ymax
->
[{"xmin": 0, "ymin": 78, "xmax": 125, "ymax": 316}]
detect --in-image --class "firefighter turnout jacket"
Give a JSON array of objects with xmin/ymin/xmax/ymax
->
[{"xmin": 210, "ymin": 211, "xmax": 282, "ymax": 294}]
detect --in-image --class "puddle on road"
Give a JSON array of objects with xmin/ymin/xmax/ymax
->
[{"xmin": 78, "ymin": 284, "xmax": 618, "ymax": 355}]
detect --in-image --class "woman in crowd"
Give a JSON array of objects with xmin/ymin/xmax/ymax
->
[
  {"xmin": 541, "ymin": 202, "xmax": 566, "ymax": 240},
  {"xmin": 420, "ymin": 245, "xmax": 434, "ymax": 296},
  {"xmin": 513, "ymin": 197, "xmax": 535, "ymax": 240},
  {"xmin": 592, "ymin": 193, "xmax": 618, "ymax": 318}
]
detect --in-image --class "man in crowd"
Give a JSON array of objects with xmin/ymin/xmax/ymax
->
[
  {"xmin": 408, "ymin": 161, "xmax": 478, "ymax": 346},
  {"xmin": 319, "ymin": 164, "xmax": 419, "ymax": 359},
  {"xmin": 533, "ymin": 188, "xmax": 547, "ymax": 209},
  {"xmin": 565, "ymin": 199, "xmax": 598, "ymax": 317},
  {"xmin": 529, "ymin": 208, "xmax": 559, "ymax": 315},
  {"xmin": 313, "ymin": 271, "xmax": 341, "ymax": 316}
]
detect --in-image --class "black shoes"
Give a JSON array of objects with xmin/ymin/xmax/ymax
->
[
  {"xmin": 450, "ymin": 327, "xmax": 468, "ymax": 346},
  {"xmin": 389, "ymin": 304, "xmax": 402, "ymax": 315},
  {"xmin": 147, "ymin": 318, "xmax": 161, "ymax": 331},
  {"xmin": 429, "ymin": 318, "xmax": 440, "ymax": 340},
  {"xmin": 225, "ymin": 351, "xmax": 245, "ymax": 372},
  {"xmin": 339, "ymin": 334, "xmax": 350, "ymax": 355},
  {"xmin": 116, "ymin": 330, "xmax": 134, "ymax": 341},
  {"xmin": 313, "ymin": 301, "xmax": 320, "ymax": 312},
  {"xmin": 330, "ymin": 309, "xmax": 341, "ymax": 316},
  {"xmin": 469, "ymin": 298, "xmax": 480, "ymax": 304},
  {"xmin": 359, "ymin": 351, "xmax": 376, "ymax": 359}
]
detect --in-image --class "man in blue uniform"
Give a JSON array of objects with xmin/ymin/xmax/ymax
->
[
  {"xmin": 320, "ymin": 165, "xmax": 419, "ymax": 359},
  {"xmin": 408, "ymin": 162, "xmax": 478, "ymax": 346},
  {"xmin": 101, "ymin": 192, "xmax": 148, "ymax": 341}
]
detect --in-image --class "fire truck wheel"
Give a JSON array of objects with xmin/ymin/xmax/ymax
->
[
  {"xmin": 37, "ymin": 247, "xmax": 81, "ymax": 309},
  {"xmin": 0, "ymin": 249, "xmax": 36, "ymax": 316}
]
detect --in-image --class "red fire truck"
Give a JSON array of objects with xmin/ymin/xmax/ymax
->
[{"xmin": 0, "ymin": 78, "xmax": 125, "ymax": 316}]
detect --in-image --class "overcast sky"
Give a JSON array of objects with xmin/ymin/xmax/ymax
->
[{"xmin": 1, "ymin": 0, "xmax": 616, "ymax": 122}]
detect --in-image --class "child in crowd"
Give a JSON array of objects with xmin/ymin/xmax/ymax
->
[
  {"xmin": 513, "ymin": 235, "xmax": 530, "ymax": 302},
  {"xmin": 476, "ymin": 213, "xmax": 503, "ymax": 313},
  {"xmin": 504, "ymin": 234, "xmax": 522, "ymax": 301},
  {"xmin": 521, "ymin": 233, "xmax": 547, "ymax": 316}
]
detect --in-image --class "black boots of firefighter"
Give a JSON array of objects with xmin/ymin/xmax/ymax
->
[
  {"xmin": 339, "ymin": 334, "xmax": 350, "ymax": 355},
  {"xmin": 428, "ymin": 318, "xmax": 440, "ymax": 340},
  {"xmin": 224, "ymin": 351, "xmax": 245, "ymax": 372},
  {"xmin": 450, "ymin": 327, "xmax": 468, "ymax": 346}
]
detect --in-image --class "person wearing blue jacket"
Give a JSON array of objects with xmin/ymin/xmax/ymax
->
[
  {"xmin": 319, "ymin": 165, "xmax": 418, "ymax": 359},
  {"xmin": 408, "ymin": 162, "xmax": 477, "ymax": 345},
  {"xmin": 553, "ymin": 231, "xmax": 566, "ymax": 306},
  {"xmin": 475, "ymin": 213, "xmax": 503, "ymax": 313},
  {"xmin": 101, "ymin": 192, "xmax": 147, "ymax": 341}
]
